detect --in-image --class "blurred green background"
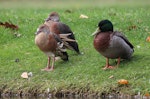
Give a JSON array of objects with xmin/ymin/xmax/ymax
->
[{"xmin": 0, "ymin": 0, "xmax": 150, "ymax": 9}]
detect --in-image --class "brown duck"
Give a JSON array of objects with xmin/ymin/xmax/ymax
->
[
  {"xmin": 93, "ymin": 19, "xmax": 134, "ymax": 70},
  {"xmin": 35, "ymin": 12, "xmax": 80, "ymax": 71},
  {"xmin": 44, "ymin": 12, "xmax": 80, "ymax": 54}
]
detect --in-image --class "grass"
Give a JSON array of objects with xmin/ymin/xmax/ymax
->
[{"xmin": 0, "ymin": 0, "xmax": 150, "ymax": 97}]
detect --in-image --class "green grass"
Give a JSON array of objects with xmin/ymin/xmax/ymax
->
[{"xmin": 0, "ymin": 0, "xmax": 150, "ymax": 97}]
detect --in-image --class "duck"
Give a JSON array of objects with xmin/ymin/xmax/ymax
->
[
  {"xmin": 35, "ymin": 24, "xmax": 69, "ymax": 71},
  {"xmin": 44, "ymin": 12, "xmax": 80, "ymax": 54},
  {"xmin": 35, "ymin": 12, "xmax": 80, "ymax": 71},
  {"xmin": 92, "ymin": 19, "xmax": 134, "ymax": 70}
]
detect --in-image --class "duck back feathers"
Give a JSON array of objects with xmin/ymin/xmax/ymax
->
[
  {"xmin": 94, "ymin": 31, "xmax": 134, "ymax": 59},
  {"xmin": 109, "ymin": 31, "xmax": 134, "ymax": 59},
  {"xmin": 45, "ymin": 19, "xmax": 80, "ymax": 54},
  {"xmin": 113, "ymin": 31, "xmax": 134, "ymax": 50},
  {"xmin": 57, "ymin": 22, "xmax": 80, "ymax": 54}
]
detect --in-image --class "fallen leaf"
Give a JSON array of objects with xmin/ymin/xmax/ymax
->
[
  {"xmin": 109, "ymin": 75, "xmax": 114, "ymax": 79},
  {"xmin": 118, "ymin": 79, "xmax": 129, "ymax": 85},
  {"xmin": 145, "ymin": 92, "xmax": 150, "ymax": 96},
  {"xmin": 21, "ymin": 72, "xmax": 28, "ymax": 78},
  {"xmin": 0, "ymin": 21, "xmax": 18, "ymax": 30},
  {"xmin": 136, "ymin": 45, "xmax": 141, "ymax": 49},
  {"xmin": 146, "ymin": 36, "xmax": 150, "ymax": 42},
  {"xmin": 79, "ymin": 14, "xmax": 88, "ymax": 19}
]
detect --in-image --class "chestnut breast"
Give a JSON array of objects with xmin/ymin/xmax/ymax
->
[
  {"xmin": 35, "ymin": 32, "xmax": 57, "ymax": 53},
  {"xmin": 93, "ymin": 32, "xmax": 111, "ymax": 52},
  {"xmin": 50, "ymin": 23, "xmax": 61, "ymax": 35}
]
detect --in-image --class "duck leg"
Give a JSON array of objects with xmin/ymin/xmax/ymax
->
[
  {"xmin": 50, "ymin": 57, "xmax": 55, "ymax": 71},
  {"xmin": 41, "ymin": 56, "xmax": 54, "ymax": 71},
  {"xmin": 102, "ymin": 58, "xmax": 115, "ymax": 70},
  {"xmin": 47, "ymin": 56, "xmax": 51, "ymax": 69},
  {"xmin": 116, "ymin": 57, "xmax": 121, "ymax": 68}
]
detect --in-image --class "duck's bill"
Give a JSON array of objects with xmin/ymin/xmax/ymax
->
[{"xmin": 92, "ymin": 28, "xmax": 100, "ymax": 36}]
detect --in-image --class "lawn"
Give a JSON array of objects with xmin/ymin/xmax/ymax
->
[{"xmin": 0, "ymin": 0, "xmax": 150, "ymax": 98}]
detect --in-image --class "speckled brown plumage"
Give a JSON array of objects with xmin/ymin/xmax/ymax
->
[
  {"xmin": 44, "ymin": 12, "xmax": 80, "ymax": 54},
  {"xmin": 35, "ymin": 24, "xmax": 57, "ymax": 53},
  {"xmin": 35, "ymin": 23, "xmax": 69, "ymax": 71},
  {"xmin": 35, "ymin": 12, "xmax": 80, "ymax": 71}
]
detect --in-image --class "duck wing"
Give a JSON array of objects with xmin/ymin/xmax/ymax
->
[
  {"xmin": 35, "ymin": 24, "xmax": 68, "ymax": 61},
  {"xmin": 53, "ymin": 33, "xmax": 69, "ymax": 61},
  {"xmin": 113, "ymin": 31, "xmax": 134, "ymax": 50},
  {"xmin": 56, "ymin": 22, "xmax": 80, "ymax": 54}
]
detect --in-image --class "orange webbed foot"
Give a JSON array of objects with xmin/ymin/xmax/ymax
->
[
  {"xmin": 102, "ymin": 66, "xmax": 116, "ymax": 70},
  {"xmin": 41, "ymin": 67, "xmax": 54, "ymax": 71}
]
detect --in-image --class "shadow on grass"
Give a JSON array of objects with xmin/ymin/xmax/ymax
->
[{"xmin": 106, "ymin": 54, "xmax": 142, "ymax": 69}]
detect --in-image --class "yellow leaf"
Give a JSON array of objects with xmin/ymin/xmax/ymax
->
[
  {"xmin": 79, "ymin": 14, "xmax": 88, "ymax": 19},
  {"xmin": 145, "ymin": 92, "xmax": 150, "ymax": 96},
  {"xmin": 109, "ymin": 75, "xmax": 114, "ymax": 79},
  {"xmin": 118, "ymin": 79, "xmax": 128, "ymax": 85},
  {"xmin": 146, "ymin": 36, "xmax": 150, "ymax": 42}
]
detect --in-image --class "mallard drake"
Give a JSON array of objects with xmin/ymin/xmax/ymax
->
[
  {"xmin": 93, "ymin": 19, "xmax": 134, "ymax": 70},
  {"xmin": 35, "ymin": 12, "xmax": 80, "ymax": 71},
  {"xmin": 44, "ymin": 12, "xmax": 80, "ymax": 54}
]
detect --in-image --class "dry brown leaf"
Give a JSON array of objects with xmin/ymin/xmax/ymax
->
[
  {"xmin": 146, "ymin": 36, "xmax": 150, "ymax": 42},
  {"xmin": 145, "ymin": 92, "xmax": 150, "ymax": 96},
  {"xmin": 0, "ymin": 21, "xmax": 18, "ymax": 30},
  {"xmin": 118, "ymin": 79, "xmax": 129, "ymax": 85}
]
